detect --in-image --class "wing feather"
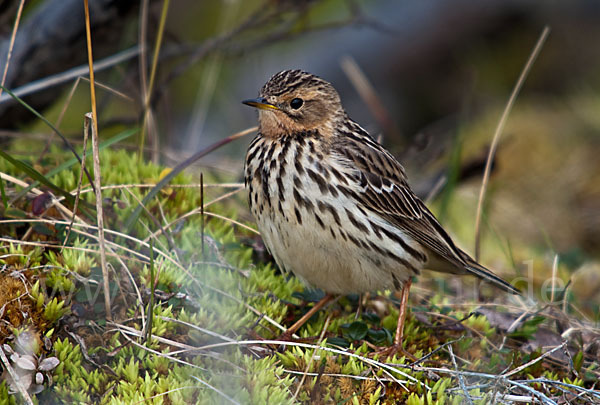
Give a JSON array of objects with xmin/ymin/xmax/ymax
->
[{"xmin": 334, "ymin": 121, "xmax": 519, "ymax": 294}]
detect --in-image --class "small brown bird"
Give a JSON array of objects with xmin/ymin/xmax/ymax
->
[{"xmin": 243, "ymin": 70, "xmax": 519, "ymax": 354}]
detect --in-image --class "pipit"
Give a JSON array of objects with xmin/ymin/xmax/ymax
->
[{"xmin": 243, "ymin": 69, "xmax": 519, "ymax": 355}]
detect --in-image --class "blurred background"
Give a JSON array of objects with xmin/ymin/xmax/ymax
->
[{"xmin": 1, "ymin": 0, "xmax": 599, "ymax": 311}]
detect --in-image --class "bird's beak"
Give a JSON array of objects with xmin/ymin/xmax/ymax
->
[{"xmin": 242, "ymin": 97, "xmax": 279, "ymax": 111}]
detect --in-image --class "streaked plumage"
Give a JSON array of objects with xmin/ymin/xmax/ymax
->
[{"xmin": 244, "ymin": 69, "xmax": 518, "ymax": 299}]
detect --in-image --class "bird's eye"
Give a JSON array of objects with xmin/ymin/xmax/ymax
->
[{"xmin": 290, "ymin": 98, "xmax": 304, "ymax": 109}]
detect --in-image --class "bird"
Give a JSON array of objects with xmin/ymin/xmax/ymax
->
[{"xmin": 242, "ymin": 69, "xmax": 519, "ymax": 355}]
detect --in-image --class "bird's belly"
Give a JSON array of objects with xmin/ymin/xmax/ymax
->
[
  {"xmin": 256, "ymin": 213, "xmax": 400, "ymax": 294},
  {"xmin": 252, "ymin": 183, "xmax": 420, "ymax": 294}
]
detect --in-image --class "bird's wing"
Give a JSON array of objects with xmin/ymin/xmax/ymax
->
[{"xmin": 334, "ymin": 122, "xmax": 519, "ymax": 294}]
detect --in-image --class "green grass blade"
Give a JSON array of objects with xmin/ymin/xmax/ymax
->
[
  {"xmin": 0, "ymin": 149, "xmax": 77, "ymax": 206},
  {"xmin": 0, "ymin": 174, "xmax": 7, "ymax": 209}
]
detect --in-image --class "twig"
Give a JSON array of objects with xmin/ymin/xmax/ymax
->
[
  {"xmin": 520, "ymin": 379, "xmax": 600, "ymax": 401},
  {"xmin": 160, "ymin": 316, "xmax": 235, "ymax": 343},
  {"xmin": 410, "ymin": 337, "xmax": 464, "ymax": 368}
]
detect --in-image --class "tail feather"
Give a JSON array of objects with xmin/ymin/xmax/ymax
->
[{"xmin": 423, "ymin": 246, "xmax": 521, "ymax": 295}]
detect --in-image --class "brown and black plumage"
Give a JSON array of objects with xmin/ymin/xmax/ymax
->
[{"xmin": 243, "ymin": 69, "xmax": 518, "ymax": 352}]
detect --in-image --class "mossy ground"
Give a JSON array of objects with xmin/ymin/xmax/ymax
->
[{"xmin": 0, "ymin": 141, "xmax": 598, "ymax": 404}]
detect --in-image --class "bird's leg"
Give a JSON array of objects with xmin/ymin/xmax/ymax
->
[
  {"xmin": 278, "ymin": 294, "xmax": 335, "ymax": 341},
  {"xmin": 355, "ymin": 292, "xmax": 368, "ymax": 320},
  {"xmin": 393, "ymin": 278, "xmax": 412, "ymax": 348},
  {"xmin": 372, "ymin": 279, "xmax": 415, "ymax": 360}
]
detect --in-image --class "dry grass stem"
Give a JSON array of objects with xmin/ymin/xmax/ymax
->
[
  {"xmin": 85, "ymin": 113, "xmax": 112, "ymax": 319},
  {"xmin": 0, "ymin": 0, "xmax": 25, "ymax": 100},
  {"xmin": 340, "ymin": 55, "xmax": 400, "ymax": 142},
  {"xmin": 474, "ymin": 26, "xmax": 550, "ymax": 260}
]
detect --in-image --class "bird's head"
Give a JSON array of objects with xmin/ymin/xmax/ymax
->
[{"xmin": 243, "ymin": 69, "xmax": 344, "ymax": 138}]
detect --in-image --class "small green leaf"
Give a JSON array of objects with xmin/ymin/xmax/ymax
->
[
  {"xmin": 32, "ymin": 223, "xmax": 55, "ymax": 236},
  {"xmin": 573, "ymin": 350, "xmax": 583, "ymax": 372},
  {"xmin": 367, "ymin": 328, "xmax": 392, "ymax": 346},
  {"xmin": 362, "ymin": 312, "xmax": 380, "ymax": 324},
  {"xmin": 4, "ymin": 207, "xmax": 27, "ymax": 218},
  {"xmin": 342, "ymin": 321, "xmax": 368, "ymax": 341},
  {"xmin": 327, "ymin": 337, "xmax": 350, "ymax": 348},
  {"xmin": 0, "ymin": 175, "xmax": 7, "ymax": 209}
]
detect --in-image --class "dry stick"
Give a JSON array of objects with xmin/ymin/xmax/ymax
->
[
  {"xmin": 193, "ymin": 339, "xmax": 419, "ymax": 390},
  {"xmin": 161, "ymin": 316, "xmax": 235, "ymax": 343},
  {"xmin": 86, "ymin": 113, "xmax": 111, "ymax": 319},
  {"xmin": 83, "ymin": 1, "xmax": 103, "ymax": 289},
  {"xmin": 474, "ymin": 26, "xmax": 550, "ymax": 260}
]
